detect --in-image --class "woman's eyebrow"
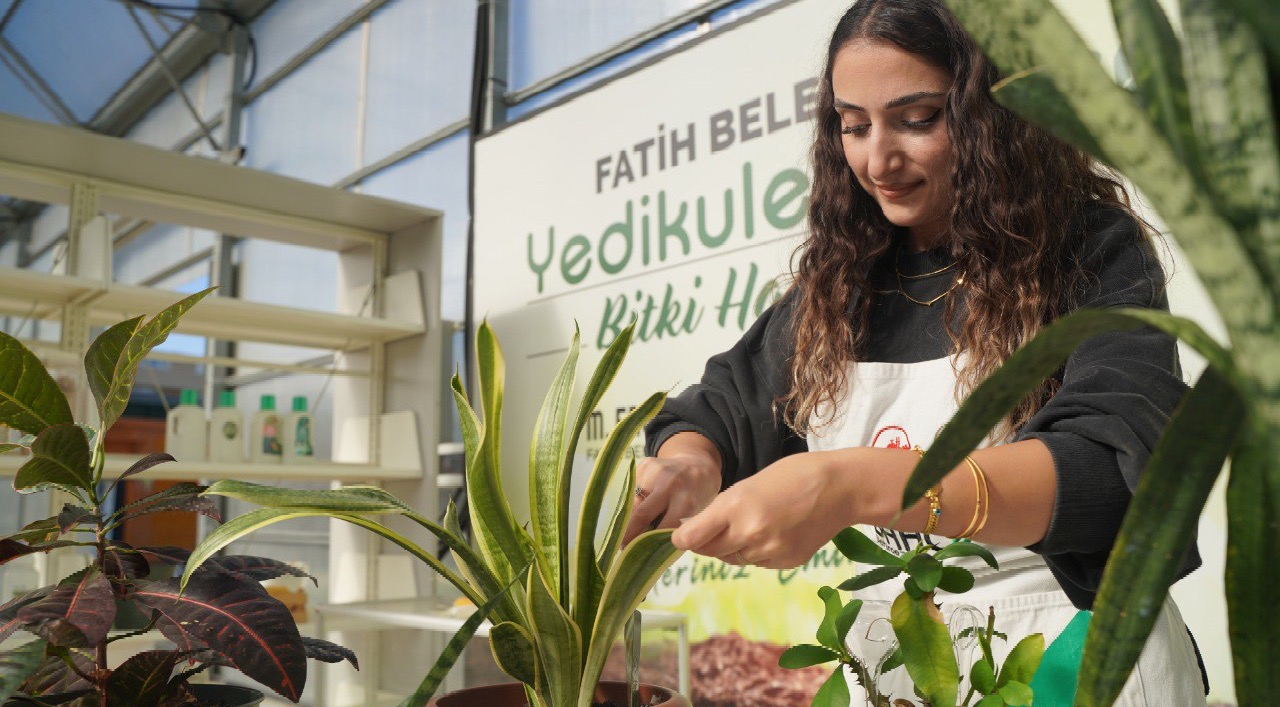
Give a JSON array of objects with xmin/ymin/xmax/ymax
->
[{"xmin": 833, "ymin": 91, "xmax": 946, "ymax": 111}]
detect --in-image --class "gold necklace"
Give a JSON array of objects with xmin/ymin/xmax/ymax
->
[
  {"xmin": 896, "ymin": 253, "xmax": 958, "ymax": 280},
  {"xmin": 873, "ymin": 271, "xmax": 966, "ymax": 307}
]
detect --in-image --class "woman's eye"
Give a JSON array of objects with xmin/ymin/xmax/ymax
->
[
  {"xmin": 841, "ymin": 124, "xmax": 869, "ymax": 136},
  {"xmin": 903, "ymin": 109, "xmax": 942, "ymax": 129}
]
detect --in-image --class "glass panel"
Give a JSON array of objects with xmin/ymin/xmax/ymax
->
[
  {"xmin": 363, "ymin": 0, "xmax": 475, "ymax": 166},
  {"xmin": 112, "ymin": 222, "xmax": 217, "ymax": 285},
  {"xmin": 242, "ymin": 28, "xmax": 361, "ymax": 185},
  {"xmin": 0, "ymin": 56, "xmax": 60, "ymax": 124},
  {"xmin": 249, "ymin": 0, "xmax": 364, "ymax": 80},
  {"xmin": 126, "ymin": 64, "xmax": 215, "ymax": 150}
]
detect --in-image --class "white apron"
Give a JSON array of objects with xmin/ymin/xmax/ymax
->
[{"xmin": 806, "ymin": 357, "xmax": 1207, "ymax": 706}]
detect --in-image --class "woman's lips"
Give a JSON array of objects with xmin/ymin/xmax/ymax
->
[{"xmin": 875, "ymin": 181, "xmax": 921, "ymax": 200}]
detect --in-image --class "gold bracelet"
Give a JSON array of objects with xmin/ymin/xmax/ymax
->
[
  {"xmin": 914, "ymin": 446, "xmax": 943, "ymax": 535},
  {"xmin": 959, "ymin": 454, "xmax": 990, "ymax": 539}
]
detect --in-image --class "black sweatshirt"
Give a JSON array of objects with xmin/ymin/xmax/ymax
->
[{"xmin": 643, "ymin": 205, "xmax": 1200, "ymax": 610}]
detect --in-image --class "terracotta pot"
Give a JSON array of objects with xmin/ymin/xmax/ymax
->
[{"xmin": 435, "ymin": 681, "xmax": 691, "ymax": 707}]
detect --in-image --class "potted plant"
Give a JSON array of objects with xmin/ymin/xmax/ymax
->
[
  {"xmin": 782, "ymin": 529, "xmax": 1044, "ymax": 707},
  {"xmin": 893, "ymin": 0, "xmax": 1278, "ymax": 704},
  {"xmin": 181, "ymin": 321, "xmax": 689, "ymax": 707},
  {"xmin": 0, "ymin": 289, "xmax": 356, "ymax": 706}
]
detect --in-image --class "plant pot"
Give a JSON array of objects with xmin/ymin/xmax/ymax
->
[
  {"xmin": 434, "ymin": 681, "xmax": 691, "ymax": 707},
  {"xmin": 3, "ymin": 684, "xmax": 263, "ymax": 707}
]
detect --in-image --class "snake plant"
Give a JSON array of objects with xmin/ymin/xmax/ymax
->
[
  {"xmin": 891, "ymin": 0, "xmax": 1280, "ymax": 704},
  {"xmin": 182, "ymin": 321, "xmax": 683, "ymax": 707}
]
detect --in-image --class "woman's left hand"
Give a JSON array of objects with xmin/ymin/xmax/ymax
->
[{"xmin": 670, "ymin": 450, "xmax": 858, "ymax": 569}]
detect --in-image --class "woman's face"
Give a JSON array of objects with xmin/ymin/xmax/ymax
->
[{"xmin": 831, "ymin": 38, "xmax": 953, "ymax": 248}]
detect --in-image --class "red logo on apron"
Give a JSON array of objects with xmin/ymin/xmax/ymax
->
[{"xmin": 871, "ymin": 425, "xmax": 911, "ymax": 449}]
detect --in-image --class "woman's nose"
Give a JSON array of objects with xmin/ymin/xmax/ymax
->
[{"xmin": 865, "ymin": 130, "xmax": 903, "ymax": 181}]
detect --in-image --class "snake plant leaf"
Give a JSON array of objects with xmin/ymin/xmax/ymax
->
[
  {"xmin": 1112, "ymin": 0, "xmax": 1201, "ymax": 173},
  {"xmin": 934, "ymin": 541, "xmax": 999, "ymax": 569},
  {"xmin": 903, "ymin": 307, "xmax": 1236, "ymax": 507},
  {"xmin": 991, "ymin": 69, "xmax": 1110, "ymax": 165},
  {"xmin": 779, "ymin": 644, "xmax": 840, "ymax": 669},
  {"xmin": 526, "ymin": 563, "xmax": 581, "ymax": 707},
  {"xmin": 906, "ymin": 554, "xmax": 944, "ymax": 593},
  {"xmin": 832, "ymin": 527, "xmax": 904, "ymax": 567},
  {"xmin": 443, "ymin": 499, "xmax": 485, "ymax": 599},
  {"xmin": 597, "ymin": 454, "xmax": 637, "ymax": 574},
  {"xmin": 95, "ymin": 287, "xmax": 216, "ymax": 432},
  {"xmin": 997, "ymin": 634, "xmax": 1044, "ymax": 690},
  {"xmin": 838, "ymin": 565, "xmax": 903, "ymax": 592},
  {"xmin": 202, "ymin": 479, "xmax": 412, "ymax": 512},
  {"xmin": 943, "ymin": 0, "xmax": 1277, "ymax": 383},
  {"xmin": 812, "ymin": 666, "xmax": 851, "ymax": 707},
  {"xmin": 1181, "ymin": 0, "xmax": 1280, "ymax": 302},
  {"xmin": 529, "ymin": 325, "xmax": 579, "ymax": 600},
  {"xmin": 0, "ymin": 640, "xmax": 47, "ymax": 702},
  {"xmin": 890, "ymin": 591, "xmax": 958, "ymax": 707},
  {"xmin": 14, "ymin": 424, "xmax": 91, "ymax": 498},
  {"xmin": 0, "ymin": 332, "xmax": 73, "ymax": 437},
  {"xmin": 625, "ymin": 610, "xmax": 641, "ymax": 707},
  {"xmin": 577, "ymin": 529, "xmax": 682, "ymax": 707},
  {"xmin": 1222, "ymin": 414, "xmax": 1280, "ymax": 705},
  {"xmin": 1077, "ymin": 367, "xmax": 1245, "ymax": 707},
  {"xmin": 84, "ymin": 315, "xmax": 144, "ymax": 429},
  {"xmin": 490, "ymin": 621, "xmax": 540, "ymax": 689},
  {"xmin": 815, "ymin": 586, "xmax": 844, "ymax": 651},
  {"xmin": 0, "ymin": 444, "xmax": 20, "ymax": 455},
  {"xmin": 572, "ymin": 390, "xmax": 664, "ymax": 643},
  {"xmin": 936, "ymin": 566, "xmax": 975, "ymax": 595},
  {"xmin": 558, "ymin": 321, "xmax": 637, "ymax": 601},
  {"xmin": 1220, "ymin": 0, "xmax": 1280, "ymax": 66}
]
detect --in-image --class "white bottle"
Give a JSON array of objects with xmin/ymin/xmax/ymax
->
[
  {"xmin": 208, "ymin": 390, "xmax": 245, "ymax": 463},
  {"xmin": 281, "ymin": 396, "xmax": 316, "ymax": 463},
  {"xmin": 249, "ymin": 394, "xmax": 283, "ymax": 464},
  {"xmin": 164, "ymin": 389, "xmax": 207, "ymax": 462}
]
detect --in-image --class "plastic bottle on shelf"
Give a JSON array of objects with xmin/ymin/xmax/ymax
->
[
  {"xmin": 282, "ymin": 395, "xmax": 315, "ymax": 464},
  {"xmin": 164, "ymin": 389, "xmax": 207, "ymax": 462},
  {"xmin": 208, "ymin": 390, "xmax": 245, "ymax": 463},
  {"xmin": 249, "ymin": 395, "xmax": 283, "ymax": 464}
]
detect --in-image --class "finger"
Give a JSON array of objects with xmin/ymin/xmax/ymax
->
[
  {"xmin": 670, "ymin": 503, "xmax": 731, "ymax": 553},
  {"xmin": 621, "ymin": 490, "xmax": 665, "ymax": 546}
]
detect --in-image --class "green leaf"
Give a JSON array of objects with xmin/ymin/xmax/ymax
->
[
  {"xmin": 997, "ymin": 634, "xmax": 1044, "ymax": 689},
  {"xmin": 779, "ymin": 644, "xmax": 840, "ymax": 669},
  {"xmin": 935, "ymin": 541, "xmax": 999, "ymax": 570},
  {"xmin": 815, "ymin": 586, "xmax": 844, "ymax": 651},
  {"xmin": 890, "ymin": 592, "xmax": 958, "ymax": 707},
  {"xmin": 835, "ymin": 598, "xmax": 863, "ymax": 648},
  {"xmin": 0, "ymin": 639, "xmax": 47, "ymax": 701},
  {"xmin": 936, "ymin": 566, "xmax": 975, "ymax": 594},
  {"xmin": 903, "ymin": 308, "xmax": 1236, "ymax": 509},
  {"xmin": 572, "ymin": 390, "xmax": 664, "ymax": 648},
  {"xmin": 812, "ymin": 666, "xmax": 850, "ymax": 707},
  {"xmin": 975, "ymin": 695, "xmax": 1006, "ymax": 707},
  {"xmin": 1223, "ymin": 413, "xmax": 1280, "ymax": 705},
  {"xmin": 624, "ymin": 610, "xmax": 640, "ymax": 707},
  {"xmin": 1078, "ymin": 367, "xmax": 1244, "ymax": 706},
  {"xmin": 972, "ymin": 658, "xmax": 997, "ymax": 694},
  {"xmin": 84, "ymin": 316, "xmax": 144, "ymax": 431},
  {"xmin": 996, "ymin": 680, "xmax": 1034, "ymax": 706},
  {"xmin": 1112, "ymin": 0, "xmax": 1201, "ymax": 172},
  {"xmin": 0, "ymin": 443, "xmax": 20, "ymax": 455},
  {"xmin": 0, "ymin": 332, "xmax": 73, "ymax": 437},
  {"xmin": 490, "ymin": 621, "xmax": 540, "ymax": 689},
  {"xmin": 838, "ymin": 565, "xmax": 903, "ymax": 592},
  {"xmin": 991, "ymin": 69, "xmax": 1110, "ymax": 163},
  {"xmin": 1220, "ymin": 0, "xmax": 1280, "ymax": 67},
  {"xmin": 597, "ymin": 455, "xmax": 637, "ymax": 575},
  {"xmin": 96, "ymin": 288, "xmax": 215, "ymax": 431},
  {"xmin": 14, "ymin": 424, "xmax": 92, "ymax": 497},
  {"xmin": 529, "ymin": 326, "xmax": 579, "ymax": 603},
  {"xmin": 525, "ymin": 563, "xmax": 580, "ymax": 707},
  {"xmin": 202, "ymin": 479, "xmax": 411, "ymax": 512},
  {"xmin": 559, "ymin": 321, "xmax": 637, "ymax": 603},
  {"xmin": 832, "ymin": 527, "xmax": 904, "ymax": 567},
  {"xmin": 1181, "ymin": 0, "xmax": 1280, "ymax": 304},
  {"xmin": 577, "ymin": 529, "xmax": 681, "ymax": 707},
  {"xmin": 906, "ymin": 553, "xmax": 944, "ymax": 593}
]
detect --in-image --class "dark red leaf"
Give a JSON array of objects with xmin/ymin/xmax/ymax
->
[
  {"xmin": 0, "ymin": 587, "xmax": 52, "ymax": 642},
  {"xmin": 0, "ymin": 539, "xmax": 86, "ymax": 568},
  {"xmin": 131, "ymin": 575, "xmax": 306, "ymax": 701},
  {"xmin": 115, "ymin": 484, "xmax": 220, "ymax": 524},
  {"xmin": 18, "ymin": 569, "xmax": 115, "ymax": 648},
  {"xmin": 5, "ymin": 517, "xmax": 61, "ymax": 543},
  {"xmin": 106, "ymin": 650, "xmax": 183, "ymax": 707},
  {"xmin": 56, "ymin": 505, "xmax": 97, "ymax": 535},
  {"xmin": 136, "ymin": 547, "xmax": 192, "ymax": 566},
  {"xmin": 20, "ymin": 650, "xmax": 94, "ymax": 696},
  {"xmin": 302, "ymin": 637, "xmax": 358, "ymax": 669},
  {"xmin": 208, "ymin": 556, "xmax": 317, "ymax": 586},
  {"xmin": 103, "ymin": 545, "xmax": 151, "ymax": 581},
  {"xmin": 115, "ymin": 452, "xmax": 176, "ymax": 486}
]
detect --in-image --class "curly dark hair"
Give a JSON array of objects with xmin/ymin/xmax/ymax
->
[{"xmin": 782, "ymin": 0, "xmax": 1142, "ymax": 435}]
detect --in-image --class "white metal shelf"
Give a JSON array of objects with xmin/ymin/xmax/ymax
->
[{"xmin": 0, "ymin": 452, "xmax": 421, "ymax": 483}]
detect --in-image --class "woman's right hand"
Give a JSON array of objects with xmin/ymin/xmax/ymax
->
[{"xmin": 621, "ymin": 432, "xmax": 723, "ymax": 546}]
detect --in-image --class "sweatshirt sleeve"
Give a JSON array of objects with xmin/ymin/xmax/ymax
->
[
  {"xmin": 1018, "ymin": 206, "xmax": 1199, "ymax": 607},
  {"xmin": 643, "ymin": 290, "xmax": 807, "ymax": 489}
]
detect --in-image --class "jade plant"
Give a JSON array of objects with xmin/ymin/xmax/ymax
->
[
  {"xmin": 893, "ymin": 0, "xmax": 1280, "ymax": 704},
  {"xmin": 0, "ymin": 289, "xmax": 355, "ymax": 706},
  {"xmin": 181, "ymin": 321, "xmax": 685, "ymax": 707},
  {"xmin": 782, "ymin": 529, "xmax": 1042, "ymax": 707}
]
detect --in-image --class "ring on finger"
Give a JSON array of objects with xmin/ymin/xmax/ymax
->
[
  {"xmin": 634, "ymin": 487, "xmax": 651, "ymax": 502},
  {"xmin": 733, "ymin": 550, "xmax": 750, "ymax": 565}
]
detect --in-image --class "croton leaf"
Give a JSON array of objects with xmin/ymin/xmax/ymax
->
[
  {"xmin": 5, "ymin": 518, "xmax": 62, "ymax": 544},
  {"xmin": 14, "ymin": 424, "xmax": 92, "ymax": 497},
  {"xmin": 56, "ymin": 505, "xmax": 97, "ymax": 535},
  {"xmin": 302, "ymin": 637, "xmax": 358, "ymax": 669},
  {"xmin": 112, "ymin": 483, "xmax": 220, "ymax": 526},
  {"xmin": 206, "ymin": 556, "xmax": 317, "ymax": 586},
  {"xmin": 0, "ymin": 640, "xmax": 50, "ymax": 702},
  {"xmin": 131, "ymin": 574, "xmax": 306, "ymax": 701},
  {"xmin": 20, "ymin": 649, "xmax": 94, "ymax": 697},
  {"xmin": 105, "ymin": 650, "xmax": 184, "ymax": 707},
  {"xmin": 136, "ymin": 546, "xmax": 192, "ymax": 567},
  {"xmin": 103, "ymin": 545, "xmax": 152, "ymax": 581},
  {"xmin": 0, "ymin": 332, "xmax": 74, "ymax": 437},
  {"xmin": 105, "ymin": 453, "xmax": 176, "ymax": 498},
  {"xmin": 0, "ymin": 588, "xmax": 52, "ymax": 643},
  {"xmin": 18, "ymin": 569, "xmax": 115, "ymax": 648},
  {"xmin": 0, "ymin": 539, "xmax": 84, "ymax": 568}
]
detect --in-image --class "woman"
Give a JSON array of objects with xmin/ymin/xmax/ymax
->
[{"xmin": 622, "ymin": 0, "xmax": 1207, "ymax": 703}]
